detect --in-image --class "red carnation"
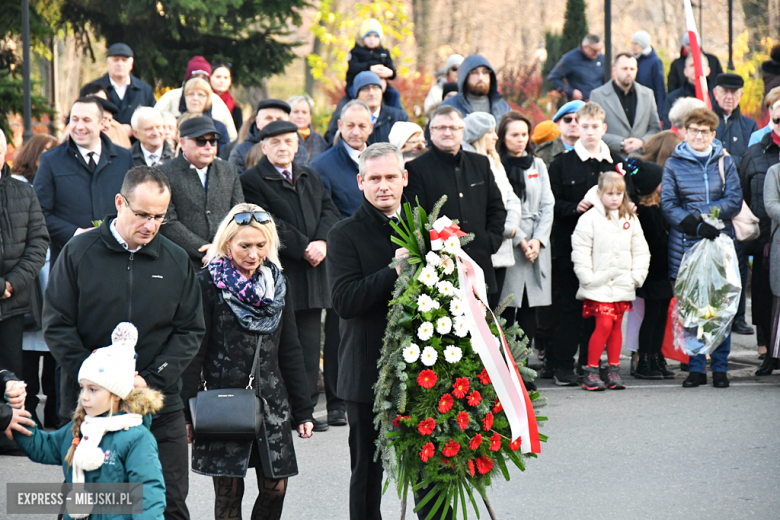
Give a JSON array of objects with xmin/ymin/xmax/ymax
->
[
  {"xmin": 418, "ymin": 369, "xmax": 437, "ymax": 389},
  {"xmin": 438, "ymin": 393, "xmax": 454, "ymax": 414},
  {"xmin": 468, "ymin": 459, "xmax": 476, "ymax": 477},
  {"xmin": 475, "ymin": 454, "xmax": 494, "ymax": 474},
  {"xmin": 418, "ymin": 417, "xmax": 436, "ymax": 436},
  {"xmin": 482, "ymin": 412, "xmax": 494, "ymax": 431},
  {"xmin": 477, "ymin": 369, "xmax": 491, "ymax": 385},
  {"xmin": 453, "ymin": 377, "xmax": 470, "ymax": 398},
  {"xmin": 510, "ymin": 438, "xmax": 522, "ymax": 451},
  {"xmin": 456, "ymin": 411, "xmax": 470, "ymax": 430},
  {"xmin": 467, "ymin": 390, "xmax": 482, "ymax": 407},
  {"xmin": 442, "ymin": 439, "xmax": 460, "ymax": 458},
  {"xmin": 393, "ymin": 415, "xmax": 402, "ymax": 428},
  {"xmin": 493, "ymin": 399, "xmax": 503, "ymax": 414},
  {"xmin": 489, "ymin": 432, "xmax": 501, "ymax": 451},
  {"xmin": 469, "ymin": 433, "xmax": 483, "ymax": 450},
  {"xmin": 420, "ymin": 442, "xmax": 435, "ymax": 462}
]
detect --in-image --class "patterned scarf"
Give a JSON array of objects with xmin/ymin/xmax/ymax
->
[{"xmin": 207, "ymin": 257, "xmax": 286, "ymax": 333}]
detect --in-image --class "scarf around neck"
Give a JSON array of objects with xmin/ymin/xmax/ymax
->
[
  {"xmin": 218, "ymin": 90, "xmax": 235, "ymax": 112},
  {"xmin": 208, "ymin": 257, "xmax": 286, "ymax": 333},
  {"xmin": 501, "ymin": 152, "xmax": 534, "ymax": 200}
]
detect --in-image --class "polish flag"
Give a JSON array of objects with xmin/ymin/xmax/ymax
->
[{"xmin": 684, "ymin": 0, "xmax": 712, "ymax": 108}]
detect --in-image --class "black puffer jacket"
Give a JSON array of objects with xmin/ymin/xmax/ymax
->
[
  {"xmin": 0, "ymin": 165, "xmax": 49, "ymax": 321},
  {"xmin": 739, "ymin": 131, "xmax": 780, "ymax": 255}
]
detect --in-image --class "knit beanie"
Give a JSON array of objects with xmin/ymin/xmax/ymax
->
[
  {"xmin": 631, "ymin": 31, "xmax": 652, "ymax": 51},
  {"xmin": 360, "ymin": 19, "xmax": 384, "ymax": 41},
  {"xmin": 445, "ymin": 54, "xmax": 465, "ymax": 72},
  {"xmin": 350, "ymin": 71, "xmax": 383, "ymax": 98},
  {"xmin": 77, "ymin": 322, "xmax": 139, "ymax": 399},
  {"xmin": 185, "ymin": 56, "xmax": 212, "ymax": 81},
  {"xmin": 442, "ymin": 82, "xmax": 459, "ymax": 99},
  {"xmin": 622, "ymin": 157, "xmax": 663, "ymax": 196},
  {"xmin": 531, "ymin": 120, "xmax": 561, "ymax": 146},
  {"xmin": 388, "ymin": 122, "xmax": 424, "ymax": 150},
  {"xmin": 463, "ymin": 112, "xmax": 496, "ymax": 145}
]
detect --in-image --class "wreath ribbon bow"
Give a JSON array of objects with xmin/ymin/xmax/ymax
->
[{"xmin": 429, "ymin": 217, "xmax": 467, "ymax": 251}]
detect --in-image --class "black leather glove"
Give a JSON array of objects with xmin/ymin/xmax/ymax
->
[
  {"xmin": 679, "ymin": 214, "xmax": 701, "ymax": 236},
  {"xmin": 697, "ymin": 221, "xmax": 720, "ymax": 240}
]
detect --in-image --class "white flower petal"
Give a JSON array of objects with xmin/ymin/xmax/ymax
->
[
  {"xmin": 443, "ymin": 345, "xmax": 463, "ymax": 364},
  {"xmin": 449, "ymin": 298, "xmax": 465, "ymax": 317},
  {"xmin": 402, "ymin": 343, "xmax": 420, "ymax": 363},
  {"xmin": 453, "ymin": 316, "xmax": 469, "ymax": 338},
  {"xmin": 417, "ymin": 322, "xmax": 434, "ymax": 341},
  {"xmin": 436, "ymin": 316, "xmax": 452, "ymax": 335},
  {"xmin": 418, "ymin": 266, "xmax": 439, "ymax": 287},
  {"xmin": 425, "ymin": 251, "xmax": 442, "ymax": 267},
  {"xmin": 421, "ymin": 346, "xmax": 438, "ymax": 366},
  {"xmin": 417, "ymin": 294, "xmax": 433, "ymax": 313}
]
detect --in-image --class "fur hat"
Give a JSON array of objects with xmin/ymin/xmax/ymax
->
[
  {"xmin": 360, "ymin": 19, "xmax": 384, "ymax": 41},
  {"xmin": 532, "ymin": 120, "xmax": 561, "ymax": 146},
  {"xmin": 77, "ymin": 323, "xmax": 139, "ymax": 399}
]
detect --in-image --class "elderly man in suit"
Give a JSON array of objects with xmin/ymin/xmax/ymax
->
[
  {"xmin": 130, "ymin": 106, "xmax": 175, "ymax": 167},
  {"xmin": 589, "ymin": 52, "xmax": 662, "ymax": 158},
  {"xmin": 157, "ymin": 116, "xmax": 244, "ymax": 267}
]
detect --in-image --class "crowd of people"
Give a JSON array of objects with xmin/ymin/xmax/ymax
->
[{"xmin": 1, "ymin": 20, "xmax": 780, "ymax": 520}]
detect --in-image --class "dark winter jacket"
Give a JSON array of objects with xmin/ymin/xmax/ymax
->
[
  {"xmin": 667, "ymin": 50, "xmax": 724, "ymax": 94},
  {"xmin": 327, "ymin": 197, "xmax": 399, "ymax": 403},
  {"xmin": 661, "ymin": 81, "xmax": 715, "ymax": 130},
  {"xmin": 405, "ymin": 145, "xmax": 507, "ymax": 293},
  {"xmin": 93, "ymin": 73, "xmax": 157, "ymax": 126},
  {"xmin": 0, "ymin": 368, "xmax": 20, "ymax": 432},
  {"xmin": 636, "ymin": 203, "xmax": 673, "ymax": 300},
  {"xmin": 181, "ymin": 270, "xmax": 313, "ymax": 479},
  {"xmin": 324, "ymin": 90, "xmax": 409, "ymax": 145},
  {"xmin": 346, "ymin": 43, "xmax": 397, "ymax": 88},
  {"xmin": 660, "ymin": 140, "xmax": 743, "ymax": 279},
  {"xmin": 441, "ymin": 55, "xmax": 512, "ymax": 122},
  {"xmin": 309, "ymin": 141, "xmax": 362, "ymax": 219},
  {"xmin": 228, "ymin": 121, "xmax": 310, "ymax": 173},
  {"xmin": 240, "ymin": 157, "xmax": 340, "ymax": 311},
  {"xmin": 44, "ymin": 219, "xmax": 205, "ymax": 418},
  {"xmin": 635, "ymin": 48, "xmax": 667, "ymax": 116},
  {"xmin": 0, "ymin": 165, "xmax": 49, "ymax": 321},
  {"xmin": 369, "ymin": 104, "xmax": 410, "ymax": 145},
  {"xmin": 714, "ymin": 105, "xmax": 758, "ymax": 170},
  {"xmin": 535, "ymin": 137, "xmax": 570, "ymax": 169},
  {"xmin": 739, "ymin": 131, "xmax": 780, "ymax": 254},
  {"xmin": 14, "ymin": 388, "xmax": 166, "ymax": 519},
  {"xmin": 131, "ymin": 140, "xmax": 175, "ymax": 167},
  {"xmin": 300, "ymin": 125, "xmax": 330, "ymax": 163},
  {"xmin": 33, "ymin": 134, "xmax": 135, "ymax": 264},
  {"xmin": 760, "ymin": 57, "xmax": 780, "ymax": 98},
  {"xmin": 547, "ymin": 47, "xmax": 606, "ymax": 100}
]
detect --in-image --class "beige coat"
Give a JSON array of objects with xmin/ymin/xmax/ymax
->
[
  {"xmin": 155, "ymin": 88, "xmax": 238, "ymax": 140},
  {"xmin": 571, "ymin": 185, "xmax": 650, "ymax": 303}
]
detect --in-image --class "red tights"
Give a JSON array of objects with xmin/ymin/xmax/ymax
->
[{"xmin": 587, "ymin": 314, "xmax": 624, "ymax": 367}]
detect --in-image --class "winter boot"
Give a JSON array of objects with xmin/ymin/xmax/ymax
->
[
  {"xmin": 605, "ymin": 365, "xmax": 626, "ymax": 389},
  {"xmin": 629, "ymin": 351, "xmax": 637, "ymax": 376},
  {"xmin": 581, "ymin": 366, "xmax": 606, "ymax": 391},
  {"xmin": 634, "ymin": 353, "xmax": 663, "ymax": 379},
  {"xmin": 651, "ymin": 352, "xmax": 675, "ymax": 379}
]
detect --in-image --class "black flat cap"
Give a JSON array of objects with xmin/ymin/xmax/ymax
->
[
  {"xmin": 179, "ymin": 116, "xmax": 221, "ymax": 139},
  {"xmin": 255, "ymin": 98, "xmax": 291, "ymax": 114},
  {"xmin": 93, "ymin": 96, "xmax": 119, "ymax": 115},
  {"xmin": 716, "ymin": 73, "xmax": 744, "ymax": 89},
  {"xmin": 107, "ymin": 43, "xmax": 134, "ymax": 58},
  {"xmin": 258, "ymin": 120, "xmax": 299, "ymax": 141}
]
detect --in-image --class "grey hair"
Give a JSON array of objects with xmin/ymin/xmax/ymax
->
[
  {"xmin": 430, "ymin": 104, "xmax": 464, "ymax": 122},
  {"xmin": 0, "ymin": 128, "xmax": 6, "ymax": 153},
  {"xmin": 668, "ymin": 97, "xmax": 706, "ymax": 129},
  {"xmin": 287, "ymin": 95, "xmax": 315, "ymax": 113},
  {"xmin": 582, "ymin": 34, "xmax": 601, "ymax": 46},
  {"xmin": 358, "ymin": 142, "xmax": 404, "ymax": 179},
  {"xmin": 130, "ymin": 106, "xmax": 162, "ymax": 131},
  {"xmin": 340, "ymin": 99, "xmax": 372, "ymax": 121},
  {"xmin": 159, "ymin": 110, "xmax": 176, "ymax": 122}
]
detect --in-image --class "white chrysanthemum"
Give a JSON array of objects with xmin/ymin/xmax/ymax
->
[
  {"xmin": 443, "ymin": 235, "xmax": 460, "ymax": 253},
  {"xmin": 441, "ymin": 256, "xmax": 455, "ymax": 275},
  {"xmin": 431, "ymin": 299, "xmax": 441, "ymax": 310},
  {"xmin": 417, "ymin": 322, "xmax": 434, "ymax": 341},
  {"xmin": 402, "ymin": 343, "xmax": 421, "ymax": 363},
  {"xmin": 453, "ymin": 316, "xmax": 469, "ymax": 338},
  {"xmin": 443, "ymin": 345, "xmax": 463, "ymax": 364},
  {"xmin": 417, "ymin": 294, "xmax": 434, "ymax": 313},
  {"xmin": 436, "ymin": 280, "xmax": 455, "ymax": 297},
  {"xmin": 436, "ymin": 316, "xmax": 453, "ymax": 335},
  {"xmin": 449, "ymin": 297, "xmax": 465, "ymax": 316},
  {"xmin": 418, "ymin": 266, "xmax": 439, "ymax": 287},
  {"xmin": 425, "ymin": 251, "xmax": 442, "ymax": 267},
  {"xmin": 421, "ymin": 346, "xmax": 438, "ymax": 366}
]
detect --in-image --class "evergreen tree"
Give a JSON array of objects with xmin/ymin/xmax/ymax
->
[
  {"xmin": 560, "ymin": 0, "xmax": 590, "ymax": 54},
  {"xmin": 542, "ymin": 31, "xmax": 563, "ymax": 93}
]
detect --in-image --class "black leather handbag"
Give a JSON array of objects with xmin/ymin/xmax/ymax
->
[{"xmin": 189, "ymin": 338, "xmax": 263, "ymax": 441}]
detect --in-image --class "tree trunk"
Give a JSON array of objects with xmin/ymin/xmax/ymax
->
[
  {"xmin": 413, "ymin": 0, "xmax": 431, "ymax": 70},
  {"xmin": 770, "ymin": 0, "xmax": 780, "ymax": 41}
]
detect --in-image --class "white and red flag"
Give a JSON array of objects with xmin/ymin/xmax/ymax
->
[{"xmin": 684, "ymin": 0, "xmax": 712, "ymax": 108}]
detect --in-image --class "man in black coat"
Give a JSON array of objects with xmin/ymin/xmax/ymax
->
[
  {"xmin": 92, "ymin": 43, "xmax": 157, "ymax": 128},
  {"xmin": 158, "ymin": 117, "xmax": 244, "ymax": 268},
  {"xmin": 240, "ymin": 121, "xmax": 343, "ymax": 431},
  {"xmin": 34, "ymin": 97, "xmax": 135, "ymax": 265},
  {"xmin": 405, "ymin": 104, "xmax": 507, "ymax": 296},
  {"xmin": 44, "ymin": 166, "xmax": 205, "ymax": 520},
  {"xmin": 0, "ymin": 368, "xmax": 35, "ymax": 442},
  {"xmin": 667, "ymin": 34, "xmax": 724, "ymax": 94},
  {"xmin": 662, "ymin": 52, "xmax": 715, "ymax": 129},
  {"xmin": 131, "ymin": 106, "xmax": 176, "ymax": 167}
]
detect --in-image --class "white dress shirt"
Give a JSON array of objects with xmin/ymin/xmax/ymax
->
[
  {"xmin": 141, "ymin": 144, "xmax": 164, "ymax": 166},
  {"xmin": 342, "ymin": 140, "xmax": 366, "ymax": 165},
  {"xmin": 109, "ymin": 76, "xmax": 129, "ymax": 100},
  {"xmin": 76, "ymin": 141, "xmax": 103, "ymax": 166}
]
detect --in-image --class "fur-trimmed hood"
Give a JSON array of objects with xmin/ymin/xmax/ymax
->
[{"xmin": 121, "ymin": 387, "xmax": 164, "ymax": 417}]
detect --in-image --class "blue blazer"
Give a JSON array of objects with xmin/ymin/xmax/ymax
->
[{"xmin": 309, "ymin": 142, "xmax": 361, "ymax": 220}]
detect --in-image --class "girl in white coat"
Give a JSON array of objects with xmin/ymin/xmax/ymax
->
[{"xmin": 571, "ymin": 172, "xmax": 650, "ymax": 391}]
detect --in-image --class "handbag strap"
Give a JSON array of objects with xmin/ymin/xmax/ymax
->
[
  {"xmin": 717, "ymin": 155, "xmax": 726, "ymax": 193},
  {"xmin": 246, "ymin": 336, "xmax": 263, "ymax": 390}
]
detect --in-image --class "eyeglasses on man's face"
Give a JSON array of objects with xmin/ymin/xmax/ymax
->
[{"xmin": 122, "ymin": 195, "xmax": 168, "ymax": 224}]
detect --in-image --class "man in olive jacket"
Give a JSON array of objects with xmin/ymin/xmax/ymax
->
[{"xmin": 44, "ymin": 167, "xmax": 205, "ymax": 520}]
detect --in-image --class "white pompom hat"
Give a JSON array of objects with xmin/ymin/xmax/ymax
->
[{"xmin": 77, "ymin": 322, "xmax": 139, "ymax": 399}]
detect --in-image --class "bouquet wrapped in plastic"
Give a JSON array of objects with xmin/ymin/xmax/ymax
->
[{"xmin": 671, "ymin": 214, "xmax": 741, "ymax": 357}]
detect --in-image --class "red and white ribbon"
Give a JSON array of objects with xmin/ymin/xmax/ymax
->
[{"xmin": 429, "ymin": 216, "xmax": 467, "ymax": 251}]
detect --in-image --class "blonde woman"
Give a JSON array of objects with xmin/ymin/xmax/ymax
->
[
  {"xmin": 181, "ymin": 203, "xmax": 314, "ymax": 520},
  {"xmin": 181, "ymin": 77, "xmax": 230, "ymax": 152}
]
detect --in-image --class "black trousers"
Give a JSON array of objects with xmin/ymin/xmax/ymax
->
[
  {"xmin": 736, "ymin": 243, "xmax": 749, "ymax": 321},
  {"xmin": 0, "ymin": 315, "xmax": 24, "ymax": 376},
  {"xmin": 548, "ymin": 257, "xmax": 595, "ymax": 370},
  {"xmin": 637, "ymin": 298, "xmax": 671, "ymax": 355},
  {"xmin": 324, "ymin": 309, "xmax": 345, "ymax": 412},
  {"xmin": 295, "ymin": 308, "xmax": 324, "ymax": 409},
  {"xmin": 22, "ymin": 350, "xmax": 58, "ymax": 426},
  {"xmin": 502, "ymin": 292, "xmax": 539, "ymax": 346},
  {"xmin": 151, "ymin": 410, "xmax": 190, "ymax": 520},
  {"xmin": 489, "ymin": 267, "xmax": 507, "ymax": 310},
  {"xmin": 752, "ymin": 253, "xmax": 773, "ymax": 345},
  {"xmin": 346, "ymin": 400, "xmax": 383, "ymax": 520}
]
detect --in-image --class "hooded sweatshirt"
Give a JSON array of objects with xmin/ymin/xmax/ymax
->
[{"xmin": 440, "ymin": 55, "xmax": 512, "ymax": 123}]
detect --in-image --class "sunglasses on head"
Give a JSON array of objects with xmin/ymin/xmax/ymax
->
[
  {"xmin": 562, "ymin": 115, "xmax": 577, "ymax": 124},
  {"xmin": 192, "ymin": 136, "xmax": 218, "ymax": 147},
  {"xmin": 233, "ymin": 211, "xmax": 271, "ymax": 226}
]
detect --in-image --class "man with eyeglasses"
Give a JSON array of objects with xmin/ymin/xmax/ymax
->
[
  {"xmin": 405, "ymin": 104, "xmax": 507, "ymax": 299},
  {"xmin": 440, "ymin": 54, "xmax": 512, "ymax": 123},
  {"xmin": 548, "ymin": 34, "xmax": 606, "ymax": 102},
  {"xmin": 348, "ymin": 71, "xmax": 408, "ymax": 145},
  {"xmin": 536, "ymin": 100, "xmax": 584, "ymax": 168},
  {"xmin": 158, "ymin": 116, "xmax": 244, "ymax": 268},
  {"xmin": 34, "ymin": 96, "xmax": 135, "ymax": 266},
  {"xmin": 44, "ymin": 165, "xmax": 205, "ymax": 519}
]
